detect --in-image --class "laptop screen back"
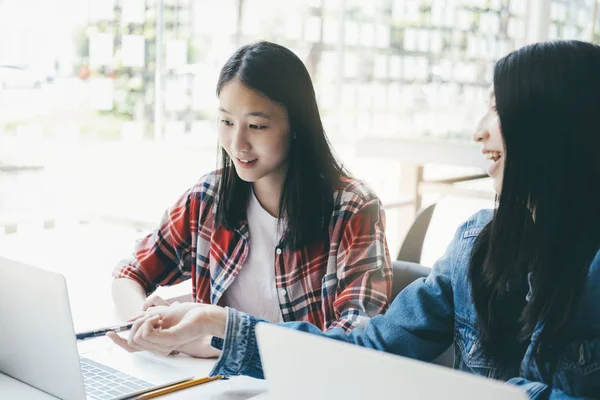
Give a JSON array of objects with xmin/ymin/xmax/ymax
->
[
  {"xmin": 255, "ymin": 323, "xmax": 528, "ymax": 400},
  {"xmin": 0, "ymin": 257, "xmax": 87, "ymax": 400}
]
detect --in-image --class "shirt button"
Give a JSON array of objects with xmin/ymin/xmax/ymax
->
[
  {"xmin": 276, "ymin": 248, "xmax": 282, "ymax": 255},
  {"xmin": 280, "ymin": 289, "xmax": 287, "ymax": 296}
]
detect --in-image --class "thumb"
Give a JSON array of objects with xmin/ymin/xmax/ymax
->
[{"xmin": 107, "ymin": 331, "xmax": 138, "ymax": 353}]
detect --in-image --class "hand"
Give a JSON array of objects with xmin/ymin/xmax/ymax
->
[
  {"xmin": 107, "ymin": 303, "xmax": 227, "ymax": 358},
  {"xmin": 142, "ymin": 294, "xmax": 170, "ymax": 310},
  {"xmin": 108, "ymin": 301, "xmax": 201, "ymax": 356},
  {"xmin": 131, "ymin": 300, "xmax": 197, "ymax": 325}
]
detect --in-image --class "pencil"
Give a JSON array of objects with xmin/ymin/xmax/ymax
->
[{"xmin": 135, "ymin": 375, "xmax": 224, "ymax": 399}]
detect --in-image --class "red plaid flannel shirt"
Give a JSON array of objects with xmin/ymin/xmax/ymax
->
[{"xmin": 114, "ymin": 170, "xmax": 392, "ymax": 331}]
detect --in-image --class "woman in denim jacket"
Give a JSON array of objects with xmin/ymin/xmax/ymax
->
[{"xmin": 112, "ymin": 40, "xmax": 600, "ymax": 399}]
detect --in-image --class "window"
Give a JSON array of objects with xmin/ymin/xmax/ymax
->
[{"xmin": 1, "ymin": 0, "xmax": 598, "ymax": 270}]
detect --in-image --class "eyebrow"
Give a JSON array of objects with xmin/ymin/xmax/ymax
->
[
  {"xmin": 218, "ymin": 107, "xmax": 271, "ymax": 120},
  {"xmin": 247, "ymin": 111, "xmax": 271, "ymax": 120}
]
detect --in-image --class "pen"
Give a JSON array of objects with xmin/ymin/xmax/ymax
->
[
  {"xmin": 75, "ymin": 323, "xmax": 134, "ymax": 341},
  {"xmin": 135, "ymin": 375, "xmax": 224, "ymax": 399}
]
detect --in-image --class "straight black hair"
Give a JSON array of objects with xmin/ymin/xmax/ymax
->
[
  {"xmin": 214, "ymin": 41, "xmax": 348, "ymax": 249},
  {"xmin": 469, "ymin": 40, "xmax": 600, "ymax": 367}
]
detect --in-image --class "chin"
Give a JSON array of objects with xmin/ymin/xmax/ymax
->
[
  {"xmin": 234, "ymin": 168, "xmax": 261, "ymax": 183},
  {"xmin": 235, "ymin": 172, "xmax": 256, "ymax": 183}
]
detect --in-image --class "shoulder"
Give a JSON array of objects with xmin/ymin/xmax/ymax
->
[
  {"xmin": 331, "ymin": 177, "xmax": 381, "ymax": 212},
  {"xmin": 177, "ymin": 170, "xmax": 222, "ymax": 220},
  {"xmin": 430, "ymin": 209, "xmax": 493, "ymax": 285},
  {"xmin": 457, "ymin": 209, "xmax": 494, "ymax": 238},
  {"xmin": 445, "ymin": 209, "xmax": 493, "ymax": 264},
  {"xmin": 445, "ymin": 209, "xmax": 493, "ymax": 273},
  {"xmin": 187, "ymin": 170, "xmax": 222, "ymax": 202}
]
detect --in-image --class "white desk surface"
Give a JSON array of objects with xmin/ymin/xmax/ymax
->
[
  {"xmin": 354, "ymin": 136, "xmax": 488, "ymax": 169},
  {"xmin": 0, "ymin": 226, "xmax": 269, "ymax": 399},
  {"xmin": 0, "ymin": 367, "xmax": 267, "ymax": 400}
]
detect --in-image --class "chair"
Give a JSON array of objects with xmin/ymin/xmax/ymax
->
[
  {"xmin": 391, "ymin": 260, "xmax": 454, "ymax": 368},
  {"xmin": 391, "ymin": 260, "xmax": 431, "ymax": 299},
  {"xmin": 396, "ymin": 202, "xmax": 437, "ymax": 263}
]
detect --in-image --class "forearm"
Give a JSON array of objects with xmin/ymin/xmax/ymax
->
[
  {"xmin": 205, "ymin": 305, "xmax": 228, "ymax": 338},
  {"xmin": 209, "ymin": 261, "xmax": 455, "ymax": 379},
  {"xmin": 111, "ymin": 278, "xmax": 147, "ymax": 320}
]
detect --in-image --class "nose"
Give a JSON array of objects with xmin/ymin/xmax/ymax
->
[
  {"xmin": 230, "ymin": 126, "xmax": 251, "ymax": 153},
  {"xmin": 472, "ymin": 114, "xmax": 490, "ymax": 143}
]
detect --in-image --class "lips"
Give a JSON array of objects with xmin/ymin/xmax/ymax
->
[
  {"xmin": 484, "ymin": 151, "xmax": 502, "ymax": 162},
  {"xmin": 235, "ymin": 157, "xmax": 258, "ymax": 169},
  {"xmin": 483, "ymin": 151, "xmax": 502, "ymax": 177}
]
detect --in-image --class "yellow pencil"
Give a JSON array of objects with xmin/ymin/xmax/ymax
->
[{"xmin": 135, "ymin": 375, "xmax": 224, "ymax": 399}]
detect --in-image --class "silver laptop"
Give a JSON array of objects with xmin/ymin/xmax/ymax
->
[
  {"xmin": 0, "ymin": 257, "xmax": 191, "ymax": 400},
  {"xmin": 255, "ymin": 323, "xmax": 529, "ymax": 400}
]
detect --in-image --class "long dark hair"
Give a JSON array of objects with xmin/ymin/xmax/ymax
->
[
  {"xmin": 469, "ymin": 41, "xmax": 600, "ymax": 367},
  {"xmin": 214, "ymin": 41, "xmax": 347, "ymax": 249}
]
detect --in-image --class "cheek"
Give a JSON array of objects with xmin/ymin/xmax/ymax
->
[
  {"xmin": 490, "ymin": 116, "xmax": 503, "ymax": 141},
  {"xmin": 275, "ymin": 137, "xmax": 292, "ymax": 160},
  {"xmin": 261, "ymin": 133, "xmax": 292, "ymax": 157}
]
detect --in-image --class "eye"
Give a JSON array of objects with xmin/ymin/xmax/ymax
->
[
  {"xmin": 220, "ymin": 119, "xmax": 233, "ymax": 126},
  {"xmin": 249, "ymin": 124, "xmax": 267, "ymax": 130}
]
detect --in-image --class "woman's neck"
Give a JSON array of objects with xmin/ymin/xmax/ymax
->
[{"xmin": 252, "ymin": 171, "xmax": 286, "ymax": 218}]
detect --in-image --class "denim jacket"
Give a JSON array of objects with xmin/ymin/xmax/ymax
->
[{"xmin": 210, "ymin": 210, "xmax": 600, "ymax": 399}]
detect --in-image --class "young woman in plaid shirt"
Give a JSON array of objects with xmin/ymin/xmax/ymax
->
[{"xmin": 110, "ymin": 41, "xmax": 392, "ymax": 357}]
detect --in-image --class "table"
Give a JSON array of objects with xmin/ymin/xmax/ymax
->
[
  {"xmin": 0, "ymin": 364, "xmax": 267, "ymax": 400},
  {"xmin": 0, "ymin": 227, "xmax": 269, "ymax": 399},
  {"xmin": 354, "ymin": 136, "xmax": 492, "ymax": 242},
  {"xmin": 355, "ymin": 136, "xmax": 490, "ymax": 210}
]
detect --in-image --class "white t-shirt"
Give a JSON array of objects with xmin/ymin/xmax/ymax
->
[{"xmin": 219, "ymin": 190, "xmax": 284, "ymax": 323}]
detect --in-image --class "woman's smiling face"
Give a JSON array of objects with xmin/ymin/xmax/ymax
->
[{"xmin": 217, "ymin": 79, "xmax": 292, "ymax": 185}]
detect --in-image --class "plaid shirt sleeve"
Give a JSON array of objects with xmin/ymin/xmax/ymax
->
[
  {"xmin": 327, "ymin": 196, "xmax": 392, "ymax": 331},
  {"xmin": 112, "ymin": 183, "xmax": 205, "ymax": 295}
]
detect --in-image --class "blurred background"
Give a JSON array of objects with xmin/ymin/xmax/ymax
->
[{"xmin": 1, "ymin": 0, "xmax": 599, "ymax": 281}]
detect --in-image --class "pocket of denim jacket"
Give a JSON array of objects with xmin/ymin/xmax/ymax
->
[
  {"xmin": 462, "ymin": 228, "xmax": 483, "ymax": 239},
  {"xmin": 454, "ymin": 318, "xmax": 498, "ymax": 370},
  {"xmin": 556, "ymin": 339, "xmax": 600, "ymax": 398}
]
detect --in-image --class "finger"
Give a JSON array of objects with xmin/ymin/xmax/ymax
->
[
  {"xmin": 106, "ymin": 331, "xmax": 139, "ymax": 353},
  {"xmin": 145, "ymin": 305, "xmax": 169, "ymax": 314},
  {"xmin": 142, "ymin": 295, "xmax": 168, "ymax": 311},
  {"xmin": 142, "ymin": 295, "xmax": 161, "ymax": 310},
  {"xmin": 127, "ymin": 305, "xmax": 168, "ymax": 323},
  {"xmin": 133, "ymin": 314, "xmax": 161, "ymax": 344},
  {"xmin": 142, "ymin": 321, "xmax": 199, "ymax": 349},
  {"xmin": 128, "ymin": 313, "xmax": 157, "ymax": 349},
  {"xmin": 133, "ymin": 317, "xmax": 174, "ymax": 356},
  {"xmin": 127, "ymin": 311, "xmax": 149, "ymax": 322}
]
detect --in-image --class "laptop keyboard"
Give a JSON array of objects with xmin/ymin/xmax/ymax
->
[{"xmin": 80, "ymin": 358, "xmax": 154, "ymax": 400}]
